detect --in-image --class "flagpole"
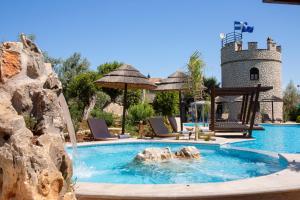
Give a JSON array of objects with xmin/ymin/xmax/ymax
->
[
  {"xmin": 233, "ymin": 21, "xmax": 236, "ymax": 42},
  {"xmin": 241, "ymin": 22, "xmax": 243, "ymax": 40}
]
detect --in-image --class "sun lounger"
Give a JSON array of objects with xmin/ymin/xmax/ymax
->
[
  {"xmin": 148, "ymin": 117, "xmax": 180, "ymax": 138},
  {"xmin": 168, "ymin": 116, "xmax": 193, "ymax": 139},
  {"xmin": 87, "ymin": 118, "xmax": 118, "ymax": 141}
]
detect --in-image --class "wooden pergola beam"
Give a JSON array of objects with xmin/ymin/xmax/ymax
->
[
  {"xmin": 248, "ymin": 84, "xmax": 261, "ymax": 137},
  {"xmin": 210, "ymin": 84, "xmax": 270, "ymax": 137},
  {"xmin": 246, "ymin": 92, "xmax": 255, "ymax": 124},
  {"xmin": 215, "ymin": 86, "xmax": 272, "ymax": 94},
  {"xmin": 210, "ymin": 86, "xmax": 215, "ymax": 131},
  {"xmin": 242, "ymin": 94, "xmax": 249, "ymax": 124},
  {"xmin": 240, "ymin": 95, "xmax": 246, "ymax": 121}
]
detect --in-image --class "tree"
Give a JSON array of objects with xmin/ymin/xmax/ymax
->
[
  {"xmin": 186, "ymin": 51, "xmax": 205, "ymax": 140},
  {"xmin": 66, "ymin": 71, "xmax": 100, "ymax": 120},
  {"xmin": 58, "ymin": 53, "xmax": 90, "ymax": 91},
  {"xmin": 97, "ymin": 61, "xmax": 123, "ymax": 101},
  {"xmin": 127, "ymin": 103, "xmax": 154, "ymax": 125},
  {"xmin": 203, "ymin": 76, "xmax": 220, "ymax": 100},
  {"xmin": 153, "ymin": 91, "xmax": 179, "ymax": 116},
  {"xmin": 116, "ymin": 89, "xmax": 142, "ymax": 108},
  {"xmin": 97, "ymin": 61, "xmax": 123, "ymax": 75},
  {"xmin": 283, "ymin": 80, "xmax": 300, "ymax": 121}
]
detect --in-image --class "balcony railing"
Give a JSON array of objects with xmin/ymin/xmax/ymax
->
[{"xmin": 222, "ymin": 32, "xmax": 242, "ymax": 47}]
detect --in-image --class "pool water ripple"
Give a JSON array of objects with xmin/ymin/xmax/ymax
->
[
  {"xmin": 231, "ymin": 124, "xmax": 300, "ymax": 153},
  {"xmin": 69, "ymin": 142, "xmax": 286, "ymax": 184}
]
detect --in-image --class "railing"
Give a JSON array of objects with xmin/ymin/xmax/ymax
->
[{"xmin": 222, "ymin": 32, "xmax": 242, "ymax": 47}]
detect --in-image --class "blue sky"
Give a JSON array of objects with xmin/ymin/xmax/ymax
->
[{"xmin": 0, "ymin": 0, "xmax": 299, "ymax": 88}]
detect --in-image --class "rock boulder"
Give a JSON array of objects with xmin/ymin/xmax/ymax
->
[
  {"xmin": 0, "ymin": 36, "xmax": 76, "ymax": 199},
  {"xmin": 135, "ymin": 147, "xmax": 173, "ymax": 162},
  {"xmin": 175, "ymin": 146, "xmax": 201, "ymax": 159},
  {"xmin": 135, "ymin": 146, "xmax": 200, "ymax": 162}
]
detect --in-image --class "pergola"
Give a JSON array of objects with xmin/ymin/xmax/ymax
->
[
  {"xmin": 261, "ymin": 95, "xmax": 283, "ymax": 122},
  {"xmin": 210, "ymin": 84, "xmax": 273, "ymax": 137}
]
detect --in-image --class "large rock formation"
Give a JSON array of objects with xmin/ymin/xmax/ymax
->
[
  {"xmin": 175, "ymin": 146, "xmax": 201, "ymax": 159},
  {"xmin": 0, "ymin": 37, "xmax": 76, "ymax": 199},
  {"xmin": 135, "ymin": 147, "xmax": 173, "ymax": 162},
  {"xmin": 135, "ymin": 146, "xmax": 200, "ymax": 162}
]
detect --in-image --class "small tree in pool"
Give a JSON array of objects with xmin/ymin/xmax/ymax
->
[{"xmin": 186, "ymin": 51, "xmax": 205, "ymax": 141}]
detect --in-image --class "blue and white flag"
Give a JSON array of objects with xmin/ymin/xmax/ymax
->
[
  {"xmin": 234, "ymin": 21, "xmax": 254, "ymax": 33},
  {"xmin": 234, "ymin": 21, "xmax": 242, "ymax": 30},
  {"xmin": 242, "ymin": 22, "xmax": 254, "ymax": 33}
]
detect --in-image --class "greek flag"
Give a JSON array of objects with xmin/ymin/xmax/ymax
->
[
  {"xmin": 234, "ymin": 21, "xmax": 243, "ymax": 30},
  {"xmin": 234, "ymin": 21, "xmax": 254, "ymax": 33},
  {"xmin": 242, "ymin": 22, "xmax": 254, "ymax": 33}
]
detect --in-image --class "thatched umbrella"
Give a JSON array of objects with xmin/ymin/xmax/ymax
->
[
  {"xmin": 261, "ymin": 95, "xmax": 283, "ymax": 122},
  {"xmin": 155, "ymin": 71, "xmax": 188, "ymax": 131},
  {"xmin": 95, "ymin": 64, "xmax": 156, "ymax": 134}
]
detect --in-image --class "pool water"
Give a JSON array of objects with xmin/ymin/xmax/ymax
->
[
  {"xmin": 184, "ymin": 122, "xmax": 209, "ymax": 127},
  {"xmin": 68, "ymin": 142, "xmax": 286, "ymax": 184},
  {"xmin": 231, "ymin": 124, "xmax": 300, "ymax": 153}
]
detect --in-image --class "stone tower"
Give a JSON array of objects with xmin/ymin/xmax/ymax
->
[{"xmin": 221, "ymin": 38, "xmax": 282, "ymax": 121}]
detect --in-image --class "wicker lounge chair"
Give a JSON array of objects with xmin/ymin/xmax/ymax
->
[
  {"xmin": 148, "ymin": 117, "xmax": 180, "ymax": 138},
  {"xmin": 87, "ymin": 118, "xmax": 118, "ymax": 141}
]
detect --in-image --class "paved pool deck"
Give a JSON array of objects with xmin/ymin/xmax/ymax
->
[{"xmin": 69, "ymin": 138, "xmax": 300, "ymax": 200}]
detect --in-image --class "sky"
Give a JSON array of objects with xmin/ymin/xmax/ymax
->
[{"xmin": 0, "ymin": 0, "xmax": 299, "ymax": 88}]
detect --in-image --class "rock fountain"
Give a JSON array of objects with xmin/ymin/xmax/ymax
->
[
  {"xmin": 0, "ymin": 36, "xmax": 76, "ymax": 199},
  {"xmin": 134, "ymin": 146, "xmax": 201, "ymax": 162}
]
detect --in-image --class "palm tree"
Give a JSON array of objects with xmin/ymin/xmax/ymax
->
[{"xmin": 186, "ymin": 51, "xmax": 205, "ymax": 140}]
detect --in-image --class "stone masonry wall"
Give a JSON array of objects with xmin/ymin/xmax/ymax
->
[{"xmin": 221, "ymin": 39, "xmax": 282, "ymax": 121}]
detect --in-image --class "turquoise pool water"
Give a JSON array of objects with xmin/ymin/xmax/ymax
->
[
  {"xmin": 68, "ymin": 142, "xmax": 286, "ymax": 184},
  {"xmin": 231, "ymin": 124, "xmax": 300, "ymax": 153},
  {"xmin": 184, "ymin": 122, "xmax": 209, "ymax": 127}
]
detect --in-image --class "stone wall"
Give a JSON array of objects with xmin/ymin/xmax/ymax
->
[
  {"xmin": 0, "ymin": 37, "xmax": 76, "ymax": 199},
  {"xmin": 221, "ymin": 38, "xmax": 282, "ymax": 121}
]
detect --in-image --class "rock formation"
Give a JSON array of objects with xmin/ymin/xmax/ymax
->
[
  {"xmin": 135, "ymin": 147, "xmax": 173, "ymax": 162},
  {"xmin": 0, "ymin": 37, "xmax": 76, "ymax": 199},
  {"xmin": 134, "ymin": 146, "xmax": 200, "ymax": 162},
  {"xmin": 175, "ymin": 146, "xmax": 201, "ymax": 159},
  {"xmin": 103, "ymin": 102, "xmax": 123, "ymax": 117}
]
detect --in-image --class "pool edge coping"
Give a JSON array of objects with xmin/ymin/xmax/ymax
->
[{"xmin": 72, "ymin": 139, "xmax": 300, "ymax": 199}]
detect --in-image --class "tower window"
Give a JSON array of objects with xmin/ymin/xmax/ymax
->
[{"xmin": 250, "ymin": 67, "xmax": 259, "ymax": 80}]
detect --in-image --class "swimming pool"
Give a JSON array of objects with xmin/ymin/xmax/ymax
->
[
  {"xmin": 184, "ymin": 122, "xmax": 209, "ymax": 127},
  {"xmin": 230, "ymin": 124, "xmax": 300, "ymax": 153},
  {"xmin": 68, "ymin": 142, "xmax": 286, "ymax": 184}
]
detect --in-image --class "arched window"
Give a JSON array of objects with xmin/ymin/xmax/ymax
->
[{"xmin": 250, "ymin": 67, "xmax": 259, "ymax": 80}]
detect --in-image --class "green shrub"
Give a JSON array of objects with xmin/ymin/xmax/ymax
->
[
  {"xmin": 116, "ymin": 90, "xmax": 142, "ymax": 108},
  {"xmin": 127, "ymin": 103, "xmax": 154, "ymax": 125},
  {"xmin": 125, "ymin": 123, "xmax": 139, "ymax": 137},
  {"xmin": 68, "ymin": 98, "xmax": 85, "ymax": 131},
  {"xmin": 153, "ymin": 91, "xmax": 179, "ymax": 116},
  {"xmin": 296, "ymin": 116, "xmax": 300, "ymax": 123},
  {"xmin": 90, "ymin": 109, "xmax": 114, "ymax": 126}
]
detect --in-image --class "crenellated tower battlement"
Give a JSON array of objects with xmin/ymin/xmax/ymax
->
[{"xmin": 220, "ymin": 37, "xmax": 283, "ymax": 121}]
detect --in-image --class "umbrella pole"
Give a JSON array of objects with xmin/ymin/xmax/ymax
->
[
  {"xmin": 122, "ymin": 83, "xmax": 128, "ymax": 135},
  {"xmin": 179, "ymin": 90, "xmax": 183, "ymax": 131},
  {"xmin": 272, "ymin": 101, "xmax": 274, "ymax": 123}
]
